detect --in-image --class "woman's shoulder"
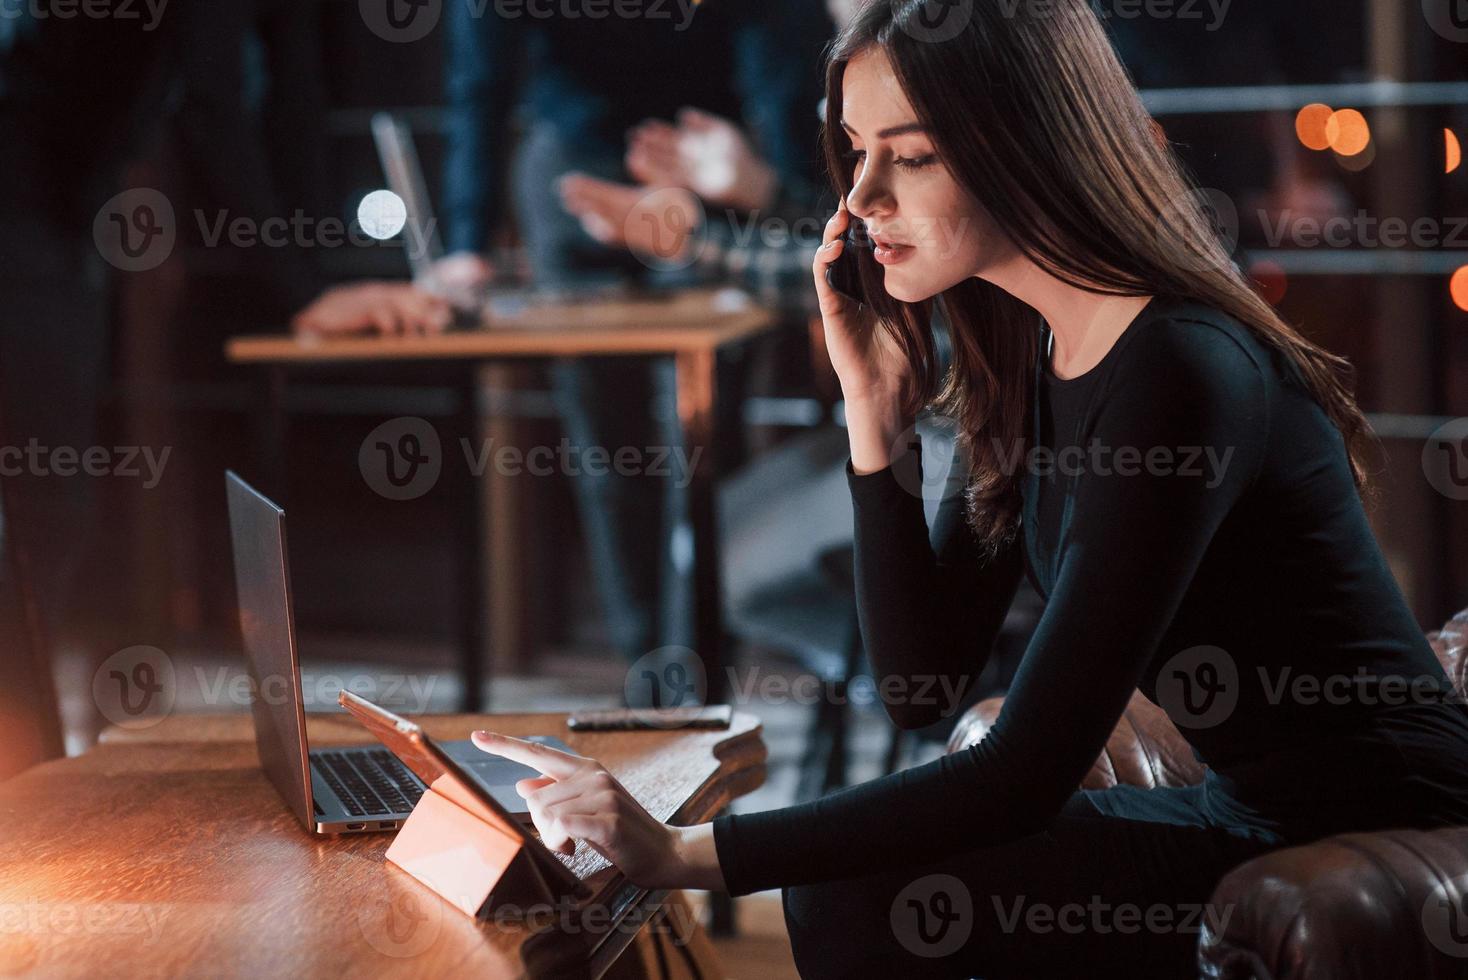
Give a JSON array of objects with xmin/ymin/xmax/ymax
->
[
  {"xmin": 1091, "ymin": 294, "xmax": 1275, "ymax": 445},
  {"xmin": 1117, "ymin": 294, "xmax": 1281, "ymax": 395}
]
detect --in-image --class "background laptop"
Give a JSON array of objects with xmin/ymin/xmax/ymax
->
[
  {"xmin": 369, "ymin": 112, "xmax": 446, "ymax": 291},
  {"xmin": 225, "ymin": 470, "xmax": 573, "ymax": 834},
  {"xmin": 369, "ymin": 112, "xmax": 633, "ymax": 325}
]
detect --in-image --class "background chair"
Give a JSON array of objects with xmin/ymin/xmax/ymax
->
[
  {"xmin": 719, "ymin": 423, "xmax": 862, "ymax": 799},
  {"xmin": 720, "ymin": 416, "xmax": 1043, "ymax": 798}
]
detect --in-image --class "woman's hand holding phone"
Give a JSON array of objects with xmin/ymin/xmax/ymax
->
[{"xmin": 813, "ymin": 200, "xmax": 916, "ymax": 474}]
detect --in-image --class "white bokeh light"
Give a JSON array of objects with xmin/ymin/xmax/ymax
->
[{"xmin": 356, "ymin": 189, "xmax": 407, "ymax": 240}]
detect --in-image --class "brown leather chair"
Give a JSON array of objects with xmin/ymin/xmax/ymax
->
[{"xmin": 946, "ymin": 606, "xmax": 1468, "ymax": 979}]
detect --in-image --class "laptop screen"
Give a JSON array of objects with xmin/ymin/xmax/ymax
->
[
  {"xmin": 371, "ymin": 112, "xmax": 444, "ymax": 285},
  {"xmin": 225, "ymin": 471, "xmax": 315, "ymax": 830}
]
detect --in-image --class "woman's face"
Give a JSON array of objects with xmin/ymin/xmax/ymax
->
[{"xmin": 840, "ymin": 47, "xmax": 1017, "ymax": 303}]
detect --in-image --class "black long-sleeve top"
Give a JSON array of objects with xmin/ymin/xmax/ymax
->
[{"xmin": 711, "ymin": 295, "xmax": 1468, "ymax": 897}]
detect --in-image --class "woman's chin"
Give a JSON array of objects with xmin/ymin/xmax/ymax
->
[
  {"xmin": 881, "ymin": 273, "xmax": 939, "ymax": 305},
  {"xmin": 881, "ymin": 260, "xmax": 987, "ymax": 303}
]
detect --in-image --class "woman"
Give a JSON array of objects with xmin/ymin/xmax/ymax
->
[{"xmin": 473, "ymin": 1, "xmax": 1468, "ymax": 975}]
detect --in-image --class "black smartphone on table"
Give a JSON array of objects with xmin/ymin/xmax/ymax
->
[
  {"xmin": 825, "ymin": 215, "xmax": 875, "ymax": 306},
  {"xmin": 566, "ymin": 704, "xmax": 733, "ymax": 732}
]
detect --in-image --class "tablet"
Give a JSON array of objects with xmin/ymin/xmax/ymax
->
[{"xmin": 337, "ymin": 690, "xmax": 586, "ymax": 902}]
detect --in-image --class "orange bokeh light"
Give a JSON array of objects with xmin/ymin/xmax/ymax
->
[
  {"xmin": 1452, "ymin": 266, "xmax": 1468, "ymax": 313},
  {"xmin": 1336, "ymin": 138, "xmax": 1376, "ymax": 172},
  {"xmin": 1447, "ymin": 129, "xmax": 1462, "ymax": 174},
  {"xmin": 1295, "ymin": 103, "xmax": 1334, "ymax": 151},
  {"xmin": 1325, "ymin": 109, "xmax": 1371, "ymax": 157}
]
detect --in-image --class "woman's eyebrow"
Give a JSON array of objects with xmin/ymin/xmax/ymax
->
[{"xmin": 840, "ymin": 119, "xmax": 928, "ymax": 139}]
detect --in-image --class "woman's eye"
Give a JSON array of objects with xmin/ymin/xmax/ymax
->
[
  {"xmin": 893, "ymin": 153, "xmax": 938, "ymax": 171},
  {"xmin": 841, "ymin": 148, "xmax": 932, "ymax": 171}
]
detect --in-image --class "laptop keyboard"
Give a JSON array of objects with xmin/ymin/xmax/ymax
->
[{"xmin": 312, "ymin": 750, "xmax": 425, "ymax": 816}]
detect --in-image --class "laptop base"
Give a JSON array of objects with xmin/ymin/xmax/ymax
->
[{"xmin": 307, "ymin": 736, "xmax": 576, "ymax": 835}]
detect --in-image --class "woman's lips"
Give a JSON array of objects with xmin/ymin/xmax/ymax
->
[{"xmin": 874, "ymin": 240, "xmax": 914, "ymax": 265}]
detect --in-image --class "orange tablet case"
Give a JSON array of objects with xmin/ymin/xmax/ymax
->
[{"xmin": 338, "ymin": 691, "xmax": 589, "ymax": 918}]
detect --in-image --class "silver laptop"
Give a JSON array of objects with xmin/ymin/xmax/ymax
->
[
  {"xmin": 369, "ymin": 112, "xmax": 633, "ymax": 322},
  {"xmin": 225, "ymin": 470, "xmax": 572, "ymax": 835},
  {"xmin": 370, "ymin": 112, "xmax": 446, "ymax": 289}
]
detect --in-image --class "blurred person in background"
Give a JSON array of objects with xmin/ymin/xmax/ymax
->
[
  {"xmin": 558, "ymin": 0, "xmax": 864, "ymax": 312},
  {"xmin": 438, "ymin": 0, "xmax": 828, "ymax": 673},
  {"xmin": 558, "ymin": 104, "xmax": 827, "ymax": 315}
]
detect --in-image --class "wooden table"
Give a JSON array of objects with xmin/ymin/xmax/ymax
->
[
  {"xmin": 0, "ymin": 711, "xmax": 766, "ymax": 978},
  {"xmin": 225, "ymin": 288, "xmax": 779, "ymax": 712}
]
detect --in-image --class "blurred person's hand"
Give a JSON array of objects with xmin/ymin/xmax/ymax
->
[
  {"xmin": 426, "ymin": 250, "xmax": 495, "ymax": 310},
  {"xmin": 558, "ymin": 173, "xmax": 702, "ymax": 265},
  {"xmin": 430, "ymin": 250, "xmax": 494, "ymax": 292},
  {"xmin": 626, "ymin": 107, "xmax": 779, "ymax": 214},
  {"xmin": 291, "ymin": 282, "xmax": 452, "ymax": 338}
]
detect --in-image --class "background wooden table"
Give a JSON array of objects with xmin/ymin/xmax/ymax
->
[
  {"xmin": 225, "ymin": 287, "xmax": 780, "ymax": 713},
  {"xmin": 0, "ymin": 711, "xmax": 765, "ymax": 979}
]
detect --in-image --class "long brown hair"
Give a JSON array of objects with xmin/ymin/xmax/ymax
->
[{"xmin": 823, "ymin": 0, "xmax": 1377, "ymax": 560}]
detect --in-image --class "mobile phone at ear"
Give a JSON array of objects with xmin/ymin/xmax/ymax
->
[{"xmin": 825, "ymin": 216, "xmax": 874, "ymax": 306}]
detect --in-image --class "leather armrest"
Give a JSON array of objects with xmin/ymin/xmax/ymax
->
[
  {"xmin": 945, "ymin": 690, "xmax": 1205, "ymax": 790},
  {"xmin": 1199, "ymin": 826, "xmax": 1468, "ymax": 980}
]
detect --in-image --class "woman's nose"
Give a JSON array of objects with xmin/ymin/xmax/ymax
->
[{"xmin": 847, "ymin": 178, "xmax": 890, "ymax": 221}]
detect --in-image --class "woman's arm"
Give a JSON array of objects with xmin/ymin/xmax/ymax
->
[
  {"xmin": 707, "ymin": 318, "xmax": 1271, "ymax": 896},
  {"xmin": 472, "ymin": 320, "xmax": 1270, "ymax": 896}
]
